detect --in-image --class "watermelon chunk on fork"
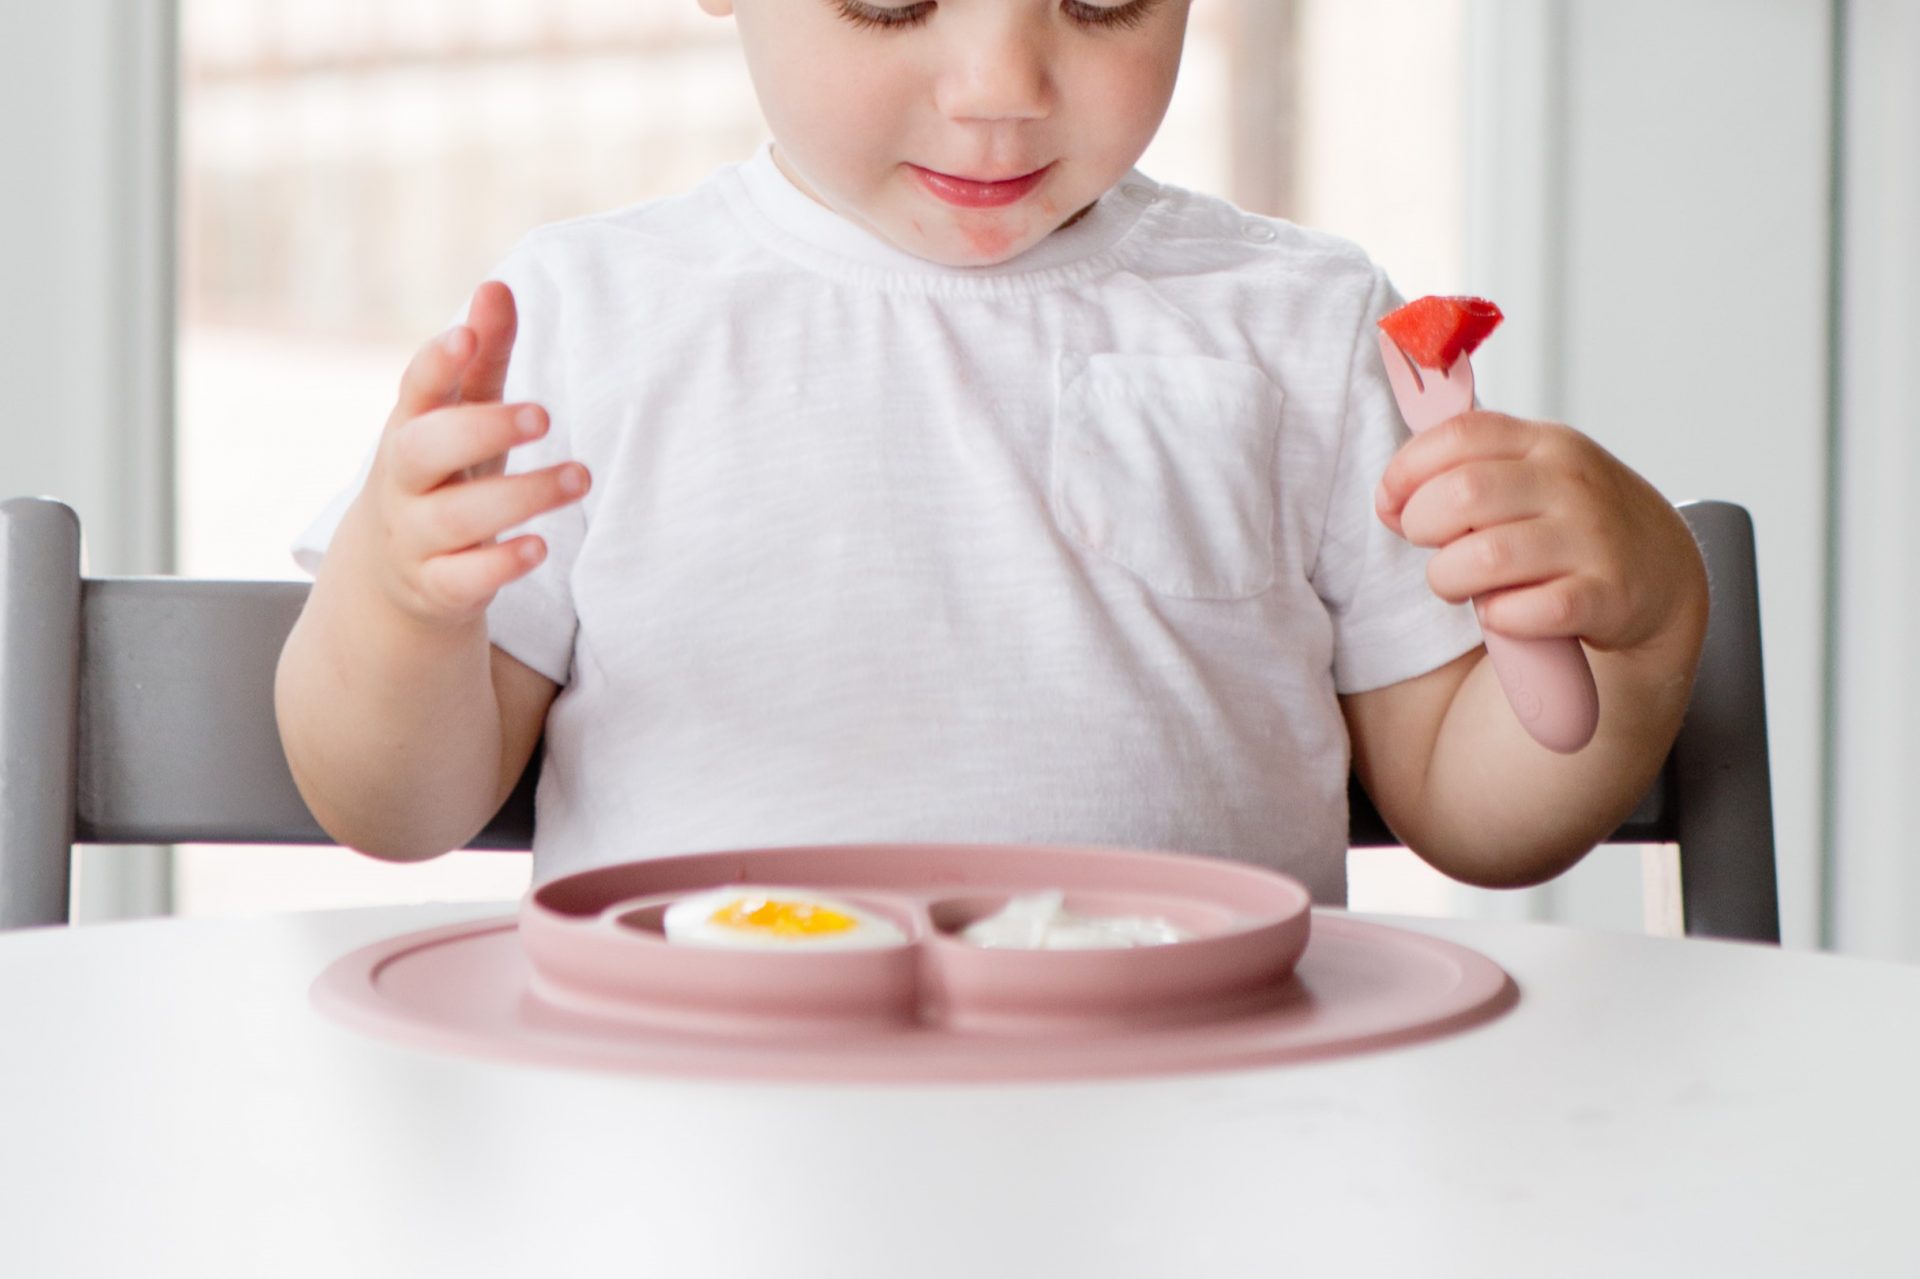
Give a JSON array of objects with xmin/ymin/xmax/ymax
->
[{"xmin": 1377, "ymin": 296, "xmax": 1504, "ymax": 369}]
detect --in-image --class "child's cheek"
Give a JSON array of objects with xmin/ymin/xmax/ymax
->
[{"xmin": 1073, "ymin": 53, "xmax": 1183, "ymax": 171}]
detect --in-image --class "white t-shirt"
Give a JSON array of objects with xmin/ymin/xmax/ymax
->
[{"xmin": 296, "ymin": 142, "xmax": 1481, "ymax": 902}]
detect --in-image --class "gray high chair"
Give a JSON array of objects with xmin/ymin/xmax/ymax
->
[{"xmin": 0, "ymin": 495, "xmax": 1780, "ymax": 941}]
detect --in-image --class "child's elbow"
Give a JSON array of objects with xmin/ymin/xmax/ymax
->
[{"xmin": 1408, "ymin": 835, "xmax": 1596, "ymax": 892}]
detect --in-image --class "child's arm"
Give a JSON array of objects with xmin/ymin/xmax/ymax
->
[
  {"xmin": 1342, "ymin": 411, "xmax": 1710, "ymax": 886},
  {"xmin": 274, "ymin": 282, "xmax": 589, "ymax": 860}
]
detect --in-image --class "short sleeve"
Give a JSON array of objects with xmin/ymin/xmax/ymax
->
[
  {"xmin": 1311, "ymin": 269, "xmax": 1482, "ymax": 694},
  {"xmin": 289, "ymin": 238, "xmax": 584, "ymax": 685}
]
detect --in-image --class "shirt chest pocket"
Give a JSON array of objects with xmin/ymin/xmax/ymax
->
[{"xmin": 1050, "ymin": 352, "xmax": 1283, "ymax": 601}]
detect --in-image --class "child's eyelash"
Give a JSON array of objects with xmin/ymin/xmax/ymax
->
[
  {"xmin": 833, "ymin": 1, "xmax": 1165, "ymax": 34},
  {"xmin": 833, "ymin": 1, "xmax": 936, "ymax": 29},
  {"xmin": 1061, "ymin": 0, "xmax": 1164, "ymax": 31}
]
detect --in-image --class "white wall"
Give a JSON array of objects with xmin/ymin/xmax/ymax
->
[
  {"xmin": 1831, "ymin": 0, "xmax": 1920, "ymax": 960},
  {"xmin": 1468, "ymin": 0, "xmax": 1835, "ymax": 947},
  {"xmin": 1, "ymin": 5, "xmax": 176, "ymax": 571},
  {"xmin": 1294, "ymin": 0, "xmax": 1467, "ymax": 292},
  {"xmin": 0, "ymin": 4, "xmax": 178, "ymax": 919}
]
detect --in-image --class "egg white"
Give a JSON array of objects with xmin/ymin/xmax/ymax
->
[
  {"xmin": 660, "ymin": 886, "xmax": 908, "ymax": 950},
  {"xmin": 960, "ymin": 891, "xmax": 1190, "ymax": 950}
]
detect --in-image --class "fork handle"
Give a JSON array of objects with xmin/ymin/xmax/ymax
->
[{"xmin": 1481, "ymin": 630, "xmax": 1599, "ymax": 754}]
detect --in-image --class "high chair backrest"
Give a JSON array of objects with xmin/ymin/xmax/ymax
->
[{"xmin": 0, "ymin": 496, "xmax": 1778, "ymax": 941}]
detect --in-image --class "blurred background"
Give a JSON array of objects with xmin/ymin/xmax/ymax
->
[{"xmin": 4, "ymin": 1, "xmax": 1915, "ymax": 958}]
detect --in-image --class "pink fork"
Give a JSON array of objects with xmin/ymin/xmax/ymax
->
[{"xmin": 1376, "ymin": 332, "xmax": 1599, "ymax": 754}]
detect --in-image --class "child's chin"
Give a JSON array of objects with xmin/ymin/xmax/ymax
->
[{"xmin": 905, "ymin": 228, "xmax": 1045, "ymax": 271}]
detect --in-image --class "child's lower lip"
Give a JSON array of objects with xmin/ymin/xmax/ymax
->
[{"xmin": 909, "ymin": 164, "xmax": 1051, "ymax": 209}]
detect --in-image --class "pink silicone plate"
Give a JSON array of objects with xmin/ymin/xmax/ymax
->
[{"xmin": 311, "ymin": 843, "xmax": 1517, "ymax": 1083}]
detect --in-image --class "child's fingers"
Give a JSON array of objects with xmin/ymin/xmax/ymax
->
[
  {"xmin": 1394, "ymin": 458, "xmax": 1545, "ymax": 549},
  {"xmin": 1469, "ymin": 576, "xmax": 1609, "ymax": 644},
  {"xmin": 1376, "ymin": 411, "xmax": 1536, "ymax": 528},
  {"xmin": 1448, "ymin": 508, "xmax": 1658, "ymax": 650},
  {"xmin": 1424, "ymin": 517, "xmax": 1574, "ymax": 608},
  {"xmin": 415, "ymin": 536, "xmax": 548, "ymax": 615},
  {"xmin": 389, "ymin": 402, "xmax": 548, "ymax": 495},
  {"xmin": 457, "ymin": 282, "xmax": 519, "ymax": 405},
  {"xmin": 383, "ymin": 282, "xmax": 517, "ymax": 431},
  {"xmin": 403, "ymin": 463, "xmax": 590, "ymax": 560},
  {"xmin": 389, "ymin": 325, "xmax": 476, "ymax": 427}
]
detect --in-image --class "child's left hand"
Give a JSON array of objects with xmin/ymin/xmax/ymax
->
[{"xmin": 1373, "ymin": 411, "xmax": 1707, "ymax": 660}]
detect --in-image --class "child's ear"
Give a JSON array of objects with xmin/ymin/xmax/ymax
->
[{"xmin": 696, "ymin": 0, "xmax": 735, "ymax": 16}]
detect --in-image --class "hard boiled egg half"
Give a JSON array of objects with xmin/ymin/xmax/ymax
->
[{"xmin": 661, "ymin": 886, "xmax": 908, "ymax": 950}]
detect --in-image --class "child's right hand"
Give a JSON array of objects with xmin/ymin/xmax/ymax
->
[{"xmin": 350, "ymin": 280, "xmax": 590, "ymax": 629}]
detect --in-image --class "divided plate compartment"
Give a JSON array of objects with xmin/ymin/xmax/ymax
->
[
  {"xmin": 312, "ymin": 843, "xmax": 1518, "ymax": 1083},
  {"xmin": 517, "ymin": 844, "xmax": 1312, "ymax": 1037}
]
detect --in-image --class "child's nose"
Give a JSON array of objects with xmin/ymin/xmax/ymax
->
[{"xmin": 934, "ymin": 21, "xmax": 1053, "ymax": 123}]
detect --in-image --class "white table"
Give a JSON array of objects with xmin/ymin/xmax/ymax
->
[{"xmin": 2, "ymin": 904, "xmax": 1916, "ymax": 1277}]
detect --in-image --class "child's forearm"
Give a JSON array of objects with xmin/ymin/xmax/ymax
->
[
  {"xmin": 275, "ymin": 282, "xmax": 578, "ymax": 859},
  {"xmin": 275, "ymin": 513, "xmax": 511, "ymax": 861},
  {"xmin": 1395, "ymin": 620, "xmax": 1705, "ymax": 887}
]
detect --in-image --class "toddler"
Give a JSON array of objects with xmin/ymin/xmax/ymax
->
[{"xmin": 276, "ymin": 0, "xmax": 1709, "ymax": 904}]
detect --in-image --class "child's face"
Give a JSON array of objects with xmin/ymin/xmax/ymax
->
[{"xmin": 700, "ymin": 0, "xmax": 1192, "ymax": 267}]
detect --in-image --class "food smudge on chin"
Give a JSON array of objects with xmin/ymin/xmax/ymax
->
[{"xmin": 958, "ymin": 216, "xmax": 1028, "ymax": 261}]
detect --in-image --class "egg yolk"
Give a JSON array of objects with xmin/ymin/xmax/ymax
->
[{"xmin": 710, "ymin": 897, "xmax": 859, "ymax": 938}]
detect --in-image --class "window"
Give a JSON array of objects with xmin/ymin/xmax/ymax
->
[{"xmin": 174, "ymin": 0, "xmax": 1468, "ymax": 915}]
